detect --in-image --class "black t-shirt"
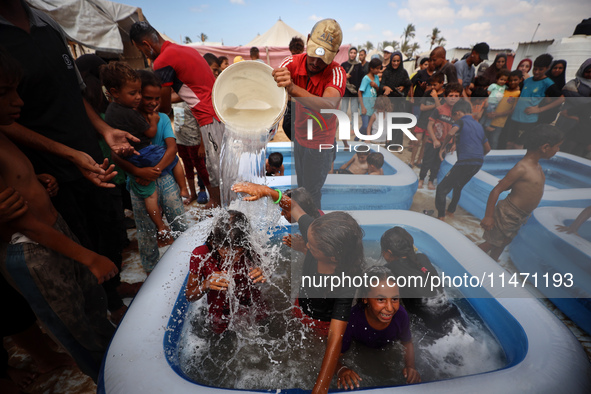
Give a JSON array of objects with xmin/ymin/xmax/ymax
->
[
  {"xmin": 340, "ymin": 61, "xmax": 363, "ymax": 98},
  {"xmin": 297, "ymin": 214, "xmax": 354, "ymax": 322},
  {"xmin": 0, "ymin": 8, "xmax": 103, "ymax": 183},
  {"xmin": 411, "ymin": 69, "xmax": 432, "ymax": 99},
  {"xmin": 416, "ymin": 90, "xmax": 443, "ymax": 129}
]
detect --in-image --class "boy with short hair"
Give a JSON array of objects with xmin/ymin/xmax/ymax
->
[
  {"xmin": 0, "ymin": 48, "xmax": 117, "ymax": 382},
  {"xmin": 419, "ymin": 82, "xmax": 462, "ymax": 189},
  {"xmin": 435, "ymin": 101, "xmax": 491, "ymax": 220},
  {"xmin": 339, "ymin": 150, "xmax": 370, "ymax": 174},
  {"xmin": 266, "ymin": 152, "xmax": 285, "ymax": 176},
  {"xmin": 479, "ymin": 125, "xmax": 564, "ymax": 260},
  {"xmin": 367, "ymin": 152, "xmax": 384, "ymax": 175},
  {"xmin": 506, "ymin": 54, "xmax": 564, "ymax": 149},
  {"xmin": 487, "ymin": 70, "xmax": 521, "ymax": 149},
  {"xmin": 101, "ymin": 62, "xmax": 186, "ymax": 245}
]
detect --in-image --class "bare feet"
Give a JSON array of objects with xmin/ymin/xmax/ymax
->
[
  {"xmin": 5, "ymin": 367, "xmax": 37, "ymax": 391},
  {"xmin": 438, "ymin": 216, "xmax": 445, "ymax": 221},
  {"xmin": 182, "ymin": 195, "xmax": 196, "ymax": 205},
  {"xmin": 428, "ymin": 182, "xmax": 436, "ymax": 190},
  {"xmin": 109, "ymin": 305, "xmax": 128, "ymax": 325},
  {"xmin": 418, "ymin": 180, "xmax": 424, "ymax": 189},
  {"xmin": 446, "ymin": 211, "xmax": 455, "ymax": 219}
]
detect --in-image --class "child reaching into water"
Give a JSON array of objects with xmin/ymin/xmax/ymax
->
[
  {"xmin": 101, "ymin": 62, "xmax": 187, "ymax": 244},
  {"xmin": 336, "ymin": 266, "xmax": 420, "ymax": 389},
  {"xmin": 366, "ymin": 152, "xmax": 384, "ymax": 175},
  {"xmin": 185, "ymin": 210, "xmax": 266, "ymax": 334},
  {"xmin": 231, "ymin": 181, "xmax": 363, "ymax": 394},
  {"xmin": 266, "ymin": 152, "xmax": 285, "ymax": 176},
  {"xmin": 479, "ymin": 125, "xmax": 564, "ymax": 261}
]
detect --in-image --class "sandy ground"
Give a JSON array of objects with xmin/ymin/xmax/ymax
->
[{"xmin": 5, "ymin": 128, "xmax": 590, "ymax": 393}]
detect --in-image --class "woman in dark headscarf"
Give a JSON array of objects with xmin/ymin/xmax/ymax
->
[
  {"xmin": 546, "ymin": 59, "xmax": 567, "ymax": 90},
  {"xmin": 379, "ymin": 51, "xmax": 411, "ymax": 98},
  {"xmin": 557, "ymin": 58, "xmax": 591, "ymax": 157},
  {"xmin": 480, "ymin": 53, "xmax": 507, "ymax": 86}
]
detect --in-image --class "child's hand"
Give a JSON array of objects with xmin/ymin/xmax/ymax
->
[
  {"xmin": 249, "ymin": 267, "xmax": 266, "ymax": 284},
  {"xmin": 370, "ymin": 81, "xmax": 378, "ymax": 89},
  {"xmin": 524, "ymin": 106, "xmax": 540, "ymax": 115},
  {"xmin": 283, "ymin": 234, "xmax": 307, "ymax": 253},
  {"xmin": 403, "ymin": 366, "xmax": 421, "ymax": 384},
  {"xmin": 430, "ymin": 89, "xmax": 438, "ymax": 98},
  {"xmin": 433, "ymin": 140, "xmax": 441, "ymax": 149},
  {"xmin": 0, "ymin": 187, "xmax": 28, "ymax": 223},
  {"xmin": 480, "ymin": 216, "xmax": 495, "ymax": 230},
  {"xmin": 205, "ymin": 271, "xmax": 229, "ymax": 291},
  {"xmin": 361, "ymin": 107, "xmax": 367, "ymax": 115},
  {"xmin": 337, "ymin": 367, "xmax": 361, "ymax": 390},
  {"xmin": 87, "ymin": 255, "xmax": 118, "ymax": 284},
  {"xmin": 556, "ymin": 224, "xmax": 578, "ymax": 235},
  {"xmin": 232, "ymin": 182, "xmax": 270, "ymax": 201},
  {"xmin": 147, "ymin": 111, "xmax": 160, "ymax": 124},
  {"xmin": 37, "ymin": 173, "xmax": 59, "ymax": 197},
  {"xmin": 137, "ymin": 167, "xmax": 161, "ymax": 183},
  {"xmin": 487, "ymin": 112, "xmax": 496, "ymax": 118},
  {"xmin": 197, "ymin": 143, "xmax": 206, "ymax": 158}
]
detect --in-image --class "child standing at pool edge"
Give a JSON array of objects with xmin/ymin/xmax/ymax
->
[{"xmin": 479, "ymin": 125, "xmax": 564, "ymax": 261}]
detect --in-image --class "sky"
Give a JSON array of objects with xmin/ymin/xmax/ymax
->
[{"xmin": 133, "ymin": 0, "xmax": 590, "ymax": 52}]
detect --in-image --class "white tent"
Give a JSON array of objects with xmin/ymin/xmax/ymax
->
[
  {"xmin": 26, "ymin": 0, "xmax": 153, "ymax": 67},
  {"xmin": 245, "ymin": 18, "xmax": 305, "ymax": 48}
]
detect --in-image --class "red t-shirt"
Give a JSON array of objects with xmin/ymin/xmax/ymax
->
[
  {"xmin": 189, "ymin": 244, "xmax": 261, "ymax": 333},
  {"xmin": 280, "ymin": 54, "xmax": 346, "ymax": 148},
  {"xmin": 427, "ymin": 103, "xmax": 453, "ymax": 144},
  {"xmin": 154, "ymin": 41, "xmax": 219, "ymax": 127}
]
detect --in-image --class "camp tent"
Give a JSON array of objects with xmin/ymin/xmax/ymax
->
[
  {"xmin": 188, "ymin": 18, "xmax": 349, "ymax": 68},
  {"xmin": 26, "ymin": 0, "xmax": 151, "ymax": 68}
]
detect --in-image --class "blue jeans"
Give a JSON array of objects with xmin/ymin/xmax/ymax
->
[
  {"xmin": 130, "ymin": 173, "xmax": 188, "ymax": 272},
  {"xmin": 294, "ymin": 139, "xmax": 334, "ymax": 210}
]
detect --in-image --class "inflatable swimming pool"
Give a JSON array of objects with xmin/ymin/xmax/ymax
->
[
  {"xmin": 510, "ymin": 206, "xmax": 591, "ymax": 334},
  {"xmin": 438, "ymin": 150, "xmax": 591, "ymax": 219},
  {"xmin": 266, "ymin": 142, "xmax": 418, "ymax": 210},
  {"xmin": 99, "ymin": 210, "xmax": 591, "ymax": 393}
]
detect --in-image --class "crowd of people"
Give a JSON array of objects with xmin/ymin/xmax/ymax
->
[{"xmin": 0, "ymin": 1, "xmax": 589, "ymax": 392}]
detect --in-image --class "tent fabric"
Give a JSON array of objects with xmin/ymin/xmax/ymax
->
[
  {"xmin": 188, "ymin": 44, "xmax": 351, "ymax": 69},
  {"xmin": 245, "ymin": 19, "xmax": 305, "ymax": 47},
  {"xmin": 26, "ymin": 0, "xmax": 141, "ymax": 53}
]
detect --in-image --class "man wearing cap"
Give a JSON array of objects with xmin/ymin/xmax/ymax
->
[
  {"xmin": 429, "ymin": 46, "xmax": 459, "ymax": 85},
  {"xmin": 455, "ymin": 42, "xmax": 489, "ymax": 95},
  {"xmin": 380, "ymin": 45, "xmax": 394, "ymax": 80},
  {"xmin": 273, "ymin": 19, "xmax": 346, "ymax": 210}
]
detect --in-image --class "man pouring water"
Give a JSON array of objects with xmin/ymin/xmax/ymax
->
[{"xmin": 272, "ymin": 19, "xmax": 346, "ymax": 209}]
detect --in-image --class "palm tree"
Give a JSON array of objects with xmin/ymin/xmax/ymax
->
[
  {"xmin": 364, "ymin": 41, "xmax": 374, "ymax": 51},
  {"xmin": 427, "ymin": 27, "xmax": 445, "ymax": 50},
  {"xmin": 184, "ymin": 36, "xmax": 192, "ymax": 44},
  {"xmin": 200, "ymin": 33, "xmax": 208, "ymax": 43},
  {"xmin": 402, "ymin": 23, "xmax": 416, "ymax": 43},
  {"xmin": 381, "ymin": 40, "xmax": 399, "ymax": 51}
]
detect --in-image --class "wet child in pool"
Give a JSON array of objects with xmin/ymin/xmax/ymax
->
[
  {"xmin": 380, "ymin": 227, "xmax": 462, "ymax": 333},
  {"xmin": 338, "ymin": 150, "xmax": 370, "ymax": 174},
  {"xmin": 265, "ymin": 152, "xmax": 285, "ymax": 176},
  {"xmin": 185, "ymin": 210, "xmax": 266, "ymax": 334},
  {"xmin": 231, "ymin": 181, "xmax": 364, "ymax": 394},
  {"xmin": 336, "ymin": 266, "xmax": 421, "ymax": 389}
]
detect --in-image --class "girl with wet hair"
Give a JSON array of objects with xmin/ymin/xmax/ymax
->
[
  {"xmin": 380, "ymin": 227, "xmax": 461, "ymax": 333},
  {"xmin": 185, "ymin": 210, "xmax": 266, "ymax": 334}
]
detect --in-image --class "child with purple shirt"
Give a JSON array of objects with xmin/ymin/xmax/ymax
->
[{"xmin": 335, "ymin": 266, "xmax": 420, "ymax": 389}]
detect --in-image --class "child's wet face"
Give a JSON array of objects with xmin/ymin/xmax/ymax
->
[
  {"xmin": 139, "ymin": 85, "xmax": 161, "ymax": 114},
  {"xmin": 307, "ymin": 230, "xmax": 337, "ymax": 274},
  {"xmin": 508, "ymin": 76, "xmax": 520, "ymax": 90},
  {"xmin": 113, "ymin": 79, "xmax": 142, "ymax": 108},
  {"xmin": 218, "ymin": 246, "xmax": 244, "ymax": 265},
  {"xmin": 497, "ymin": 75, "xmax": 508, "ymax": 86},
  {"xmin": 364, "ymin": 281, "xmax": 400, "ymax": 326},
  {"xmin": 0, "ymin": 81, "xmax": 24, "ymax": 126},
  {"xmin": 357, "ymin": 152, "xmax": 369, "ymax": 163}
]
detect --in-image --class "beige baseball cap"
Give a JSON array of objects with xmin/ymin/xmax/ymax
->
[{"xmin": 306, "ymin": 19, "xmax": 343, "ymax": 65}]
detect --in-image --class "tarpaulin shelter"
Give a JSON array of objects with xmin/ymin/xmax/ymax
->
[{"xmin": 26, "ymin": 0, "xmax": 158, "ymax": 68}]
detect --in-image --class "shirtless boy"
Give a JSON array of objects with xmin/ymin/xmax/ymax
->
[
  {"xmin": 479, "ymin": 124, "xmax": 564, "ymax": 261},
  {"xmin": 339, "ymin": 150, "xmax": 370, "ymax": 174},
  {"xmin": 0, "ymin": 49, "xmax": 117, "ymax": 381}
]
